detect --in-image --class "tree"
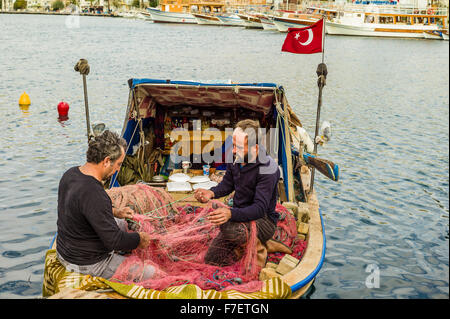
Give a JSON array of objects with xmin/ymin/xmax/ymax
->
[
  {"xmin": 51, "ymin": 0, "xmax": 64, "ymax": 11},
  {"xmin": 111, "ymin": 0, "xmax": 120, "ymax": 9},
  {"xmin": 131, "ymin": 0, "xmax": 139, "ymax": 8},
  {"xmin": 14, "ymin": 0, "xmax": 27, "ymax": 9},
  {"xmin": 149, "ymin": 0, "xmax": 158, "ymax": 7}
]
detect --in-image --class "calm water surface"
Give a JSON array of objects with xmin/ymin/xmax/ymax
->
[{"xmin": 0, "ymin": 14, "xmax": 448, "ymax": 299}]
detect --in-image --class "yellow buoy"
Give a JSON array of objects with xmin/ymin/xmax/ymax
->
[{"xmin": 19, "ymin": 92, "xmax": 31, "ymax": 106}]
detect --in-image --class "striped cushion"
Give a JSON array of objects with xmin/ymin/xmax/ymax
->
[{"xmin": 42, "ymin": 249, "xmax": 291, "ymax": 299}]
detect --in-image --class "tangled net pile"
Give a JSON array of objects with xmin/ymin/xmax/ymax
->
[{"xmin": 106, "ymin": 184, "xmax": 301, "ymax": 293}]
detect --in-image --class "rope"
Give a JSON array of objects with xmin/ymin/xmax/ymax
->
[
  {"xmin": 143, "ymin": 194, "xmax": 194, "ymax": 216},
  {"xmin": 273, "ymin": 89, "xmax": 315, "ymax": 156},
  {"xmin": 109, "ymin": 117, "xmax": 141, "ymax": 187},
  {"xmin": 74, "ymin": 59, "xmax": 90, "ymax": 76}
]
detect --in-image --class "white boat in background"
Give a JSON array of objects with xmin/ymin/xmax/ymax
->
[
  {"xmin": 148, "ymin": 7, "xmax": 196, "ymax": 24},
  {"xmin": 237, "ymin": 13, "xmax": 263, "ymax": 29},
  {"xmin": 216, "ymin": 14, "xmax": 245, "ymax": 26},
  {"xmin": 272, "ymin": 7, "xmax": 337, "ymax": 32},
  {"xmin": 116, "ymin": 11, "xmax": 140, "ymax": 19},
  {"xmin": 141, "ymin": 11, "xmax": 153, "ymax": 21},
  {"xmin": 326, "ymin": 10, "xmax": 448, "ymax": 39},
  {"xmin": 441, "ymin": 29, "xmax": 449, "ymax": 40},
  {"xmin": 423, "ymin": 30, "xmax": 443, "ymax": 39},
  {"xmin": 192, "ymin": 13, "xmax": 223, "ymax": 25},
  {"xmin": 260, "ymin": 16, "xmax": 278, "ymax": 30},
  {"xmin": 273, "ymin": 14, "xmax": 321, "ymax": 32}
]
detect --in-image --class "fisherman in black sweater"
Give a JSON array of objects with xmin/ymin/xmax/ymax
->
[
  {"xmin": 56, "ymin": 130, "xmax": 153, "ymax": 279},
  {"xmin": 194, "ymin": 120, "xmax": 280, "ymax": 266}
]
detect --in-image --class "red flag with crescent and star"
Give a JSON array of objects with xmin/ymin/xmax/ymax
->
[{"xmin": 281, "ymin": 18, "xmax": 324, "ymax": 54}]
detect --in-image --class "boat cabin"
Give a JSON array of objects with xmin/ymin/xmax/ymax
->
[
  {"xmin": 335, "ymin": 10, "xmax": 447, "ymax": 28},
  {"xmin": 110, "ymin": 79, "xmax": 305, "ymax": 205},
  {"xmin": 159, "ymin": 0, "xmax": 225, "ymax": 13}
]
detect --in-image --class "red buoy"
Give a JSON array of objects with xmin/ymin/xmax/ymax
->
[{"xmin": 57, "ymin": 102, "xmax": 69, "ymax": 117}]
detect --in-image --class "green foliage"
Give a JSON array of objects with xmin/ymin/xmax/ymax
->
[
  {"xmin": 51, "ymin": 0, "xmax": 64, "ymax": 11},
  {"xmin": 111, "ymin": 0, "xmax": 120, "ymax": 9},
  {"xmin": 13, "ymin": 0, "xmax": 27, "ymax": 10},
  {"xmin": 149, "ymin": 0, "xmax": 158, "ymax": 8},
  {"xmin": 131, "ymin": 0, "xmax": 139, "ymax": 8}
]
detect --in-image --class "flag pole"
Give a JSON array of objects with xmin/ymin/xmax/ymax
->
[
  {"xmin": 321, "ymin": 15, "xmax": 326, "ymax": 64},
  {"xmin": 309, "ymin": 16, "xmax": 327, "ymax": 195}
]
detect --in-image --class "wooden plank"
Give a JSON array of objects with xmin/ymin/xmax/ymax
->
[{"xmin": 282, "ymin": 190, "xmax": 324, "ymax": 298}]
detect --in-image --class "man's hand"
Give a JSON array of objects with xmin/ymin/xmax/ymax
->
[
  {"xmin": 137, "ymin": 232, "xmax": 151, "ymax": 249},
  {"xmin": 113, "ymin": 206, "xmax": 134, "ymax": 220},
  {"xmin": 194, "ymin": 188, "xmax": 214, "ymax": 203},
  {"xmin": 207, "ymin": 207, "xmax": 232, "ymax": 226}
]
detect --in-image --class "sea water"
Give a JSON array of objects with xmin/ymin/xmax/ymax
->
[{"xmin": 0, "ymin": 14, "xmax": 448, "ymax": 299}]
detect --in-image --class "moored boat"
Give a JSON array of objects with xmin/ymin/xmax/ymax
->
[
  {"xmin": 43, "ymin": 78, "xmax": 327, "ymax": 299},
  {"xmin": 260, "ymin": 15, "xmax": 278, "ymax": 31},
  {"xmin": 147, "ymin": 7, "xmax": 197, "ymax": 24},
  {"xmin": 273, "ymin": 14, "xmax": 321, "ymax": 32},
  {"xmin": 237, "ymin": 13, "xmax": 264, "ymax": 29},
  {"xmin": 423, "ymin": 30, "xmax": 443, "ymax": 39},
  {"xmin": 326, "ymin": 10, "xmax": 448, "ymax": 38},
  {"xmin": 141, "ymin": 11, "xmax": 153, "ymax": 21},
  {"xmin": 442, "ymin": 29, "xmax": 449, "ymax": 40},
  {"xmin": 216, "ymin": 14, "xmax": 245, "ymax": 26},
  {"xmin": 273, "ymin": 7, "xmax": 337, "ymax": 33},
  {"xmin": 192, "ymin": 12, "xmax": 223, "ymax": 25}
]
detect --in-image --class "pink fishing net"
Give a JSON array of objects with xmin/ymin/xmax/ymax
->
[
  {"xmin": 106, "ymin": 184, "xmax": 306, "ymax": 293},
  {"xmin": 106, "ymin": 184, "xmax": 263, "ymax": 292}
]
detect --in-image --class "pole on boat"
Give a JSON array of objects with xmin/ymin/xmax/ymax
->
[
  {"xmin": 74, "ymin": 59, "xmax": 93, "ymax": 143},
  {"xmin": 309, "ymin": 62, "xmax": 327, "ymax": 194},
  {"xmin": 309, "ymin": 15, "xmax": 327, "ymax": 194}
]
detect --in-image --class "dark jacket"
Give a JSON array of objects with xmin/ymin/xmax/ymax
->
[{"xmin": 210, "ymin": 154, "xmax": 280, "ymax": 224}]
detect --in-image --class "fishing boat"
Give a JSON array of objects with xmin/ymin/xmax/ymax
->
[
  {"xmin": 326, "ymin": 10, "xmax": 448, "ymax": 38},
  {"xmin": 216, "ymin": 14, "xmax": 245, "ymax": 26},
  {"xmin": 147, "ymin": 7, "xmax": 197, "ymax": 24},
  {"xmin": 192, "ymin": 12, "xmax": 223, "ymax": 25},
  {"xmin": 237, "ymin": 13, "xmax": 264, "ymax": 29},
  {"xmin": 43, "ymin": 78, "xmax": 328, "ymax": 299}
]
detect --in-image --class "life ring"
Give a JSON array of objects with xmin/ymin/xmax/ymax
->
[{"xmin": 427, "ymin": 8, "xmax": 434, "ymax": 15}]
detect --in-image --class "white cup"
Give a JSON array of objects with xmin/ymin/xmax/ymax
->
[{"xmin": 182, "ymin": 161, "xmax": 192, "ymax": 174}]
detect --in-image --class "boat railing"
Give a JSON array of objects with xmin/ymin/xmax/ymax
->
[
  {"xmin": 334, "ymin": 4, "xmax": 448, "ymax": 16},
  {"xmin": 228, "ymin": 2, "xmax": 448, "ymax": 19}
]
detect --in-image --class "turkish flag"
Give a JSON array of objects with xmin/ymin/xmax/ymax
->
[{"xmin": 281, "ymin": 19, "xmax": 324, "ymax": 54}]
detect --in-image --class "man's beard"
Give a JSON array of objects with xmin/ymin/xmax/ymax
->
[
  {"xmin": 102, "ymin": 166, "xmax": 114, "ymax": 182},
  {"xmin": 233, "ymin": 152, "xmax": 251, "ymax": 164}
]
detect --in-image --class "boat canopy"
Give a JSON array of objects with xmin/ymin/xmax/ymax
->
[
  {"xmin": 128, "ymin": 78, "xmax": 282, "ymax": 116},
  {"xmin": 119, "ymin": 78, "xmax": 303, "ymax": 198}
]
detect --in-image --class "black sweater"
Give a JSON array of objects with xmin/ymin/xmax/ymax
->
[{"xmin": 56, "ymin": 167, "xmax": 140, "ymax": 265}]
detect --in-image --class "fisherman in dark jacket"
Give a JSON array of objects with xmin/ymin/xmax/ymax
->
[{"xmin": 194, "ymin": 120, "xmax": 280, "ymax": 266}]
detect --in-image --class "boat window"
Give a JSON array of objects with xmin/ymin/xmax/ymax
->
[{"xmin": 365, "ymin": 15, "xmax": 375, "ymax": 23}]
